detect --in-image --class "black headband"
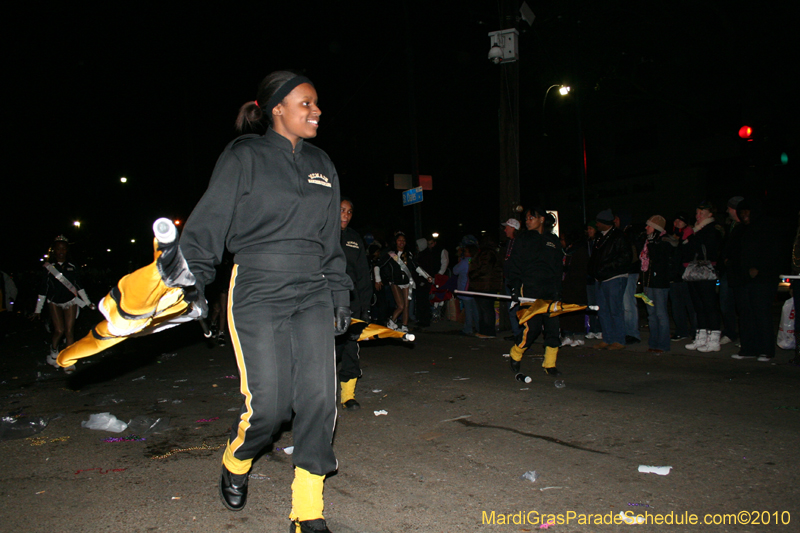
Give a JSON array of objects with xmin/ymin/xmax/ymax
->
[{"xmin": 265, "ymin": 76, "xmax": 314, "ymax": 111}]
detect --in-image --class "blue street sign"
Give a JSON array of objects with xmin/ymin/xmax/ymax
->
[{"xmin": 402, "ymin": 186, "xmax": 423, "ymax": 206}]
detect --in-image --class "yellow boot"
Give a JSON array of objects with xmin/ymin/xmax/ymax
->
[
  {"xmin": 509, "ymin": 343, "xmax": 525, "ymax": 373},
  {"xmin": 290, "ymin": 467, "xmax": 331, "ymax": 532},
  {"xmin": 340, "ymin": 378, "xmax": 360, "ymax": 410},
  {"xmin": 543, "ymin": 346, "xmax": 562, "ymax": 376}
]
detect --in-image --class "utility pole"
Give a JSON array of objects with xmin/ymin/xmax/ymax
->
[
  {"xmin": 497, "ymin": 2, "xmax": 520, "ymax": 223},
  {"xmin": 403, "ymin": 3, "xmax": 423, "ymax": 244}
]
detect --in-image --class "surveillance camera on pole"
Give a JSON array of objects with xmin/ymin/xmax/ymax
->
[{"xmin": 487, "ymin": 29, "xmax": 519, "ymax": 64}]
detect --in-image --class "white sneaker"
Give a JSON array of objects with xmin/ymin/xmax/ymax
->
[
  {"xmin": 719, "ymin": 335, "xmax": 732, "ymax": 345},
  {"xmin": 64, "ymin": 365, "xmax": 76, "ymax": 374},
  {"xmin": 386, "ymin": 319, "xmax": 398, "ymax": 330},
  {"xmin": 731, "ymin": 354, "xmax": 756, "ymax": 360},
  {"xmin": 46, "ymin": 349, "xmax": 59, "ymax": 368},
  {"xmin": 560, "ymin": 336, "xmax": 573, "ymax": 347},
  {"xmin": 757, "ymin": 355, "xmax": 772, "ymax": 362},
  {"xmin": 572, "ymin": 339, "xmax": 585, "ymax": 346},
  {"xmin": 595, "ymin": 332, "xmax": 603, "ymax": 340},
  {"xmin": 585, "ymin": 332, "xmax": 595, "ymax": 339},
  {"xmin": 400, "ymin": 325, "xmax": 409, "ymax": 333}
]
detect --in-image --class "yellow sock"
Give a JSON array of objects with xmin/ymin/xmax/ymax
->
[
  {"xmin": 543, "ymin": 346, "xmax": 558, "ymax": 368},
  {"xmin": 340, "ymin": 378, "xmax": 357, "ymax": 405},
  {"xmin": 222, "ymin": 442, "xmax": 252, "ymax": 475},
  {"xmin": 510, "ymin": 344, "xmax": 526, "ymax": 362},
  {"xmin": 289, "ymin": 466, "xmax": 325, "ymax": 522}
]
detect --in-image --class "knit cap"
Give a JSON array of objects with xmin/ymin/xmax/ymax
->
[
  {"xmin": 646, "ymin": 215, "xmax": 666, "ymax": 233},
  {"xmin": 596, "ymin": 209, "xmax": 615, "ymax": 225}
]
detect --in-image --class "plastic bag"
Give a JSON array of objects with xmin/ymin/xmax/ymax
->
[
  {"xmin": 777, "ymin": 298, "xmax": 796, "ymax": 350},
  {"xmin": 0, "ymin": 416, "xmax": 49, "ymax": 441},
  {"xmin": 81, "ymin": 413, "xmax": 128, "ymax": 433},
  {"xmin": 127, "ymin": 416, "xmax": 170, "ymax": 435}
]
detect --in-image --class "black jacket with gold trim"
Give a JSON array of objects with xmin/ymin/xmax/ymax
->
[{"xmin": 180, "ymin": 128, "xmax": 352, "ymax": 306}]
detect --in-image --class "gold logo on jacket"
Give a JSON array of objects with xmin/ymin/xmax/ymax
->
[
  {"xmin": 346, "ymin": 240, "xmax": 360, "ymax": 249},
  {"xmin": 308, "ymin": 173, "xmax": 331, "ymax": 187}
]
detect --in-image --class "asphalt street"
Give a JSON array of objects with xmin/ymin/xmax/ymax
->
[{"xmin": 1, "ymin": 312, "xmax": 799, "ymax": 532}]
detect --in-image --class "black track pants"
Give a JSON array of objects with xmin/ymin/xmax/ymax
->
[{"xmin": 223, "ymin": 264, "xmax": 337, "ymax": 476}]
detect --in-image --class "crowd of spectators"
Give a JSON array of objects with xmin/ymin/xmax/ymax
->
[{"xmin": 3, "ymin": 197, "xmax": 798, "ymax": 369}]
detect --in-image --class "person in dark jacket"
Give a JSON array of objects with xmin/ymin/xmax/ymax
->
[
  {"xmin": 501, "ymin": 219, "xmax": 522, "ymax": 340},
  {"xmin": 587, "ymin": 209, "xmax": 632, "ymax": 350},
  {"xmin": 560, "ymin": 229, "xmax": 590, "ymax": 346},
  {"xmin": 507, "ymin": 207, "xmax": 564, "ymax": 376},
  {"xmin": 640, "ymin": 216, "xmax": 672, "ymax": 353},
  {"xmin": 374, "ymin": 232, "xmax": 432, "ymax": 332},
  {"xmin": 469, "ymin": 235, "xmax": 503, "ymax": 337},
  {"xmin": 336, "ymin": 198, "xmax": 372, "ymax": 409},
  {"xmin": 584, "ymin": 223, "xmax": 602, "ymax": 339},
  {"xmin": 731, "ymin": 199, "xmax": 781, "ymax": 361},
  {"xmin": 682, "ymin": 201, "xmax": 724, "ymax": 352},
  {"xmin": 667, "ymin": 212, "xmax": 696, "ymax": 340},
  {"xmin": 179, "ymin": 71, "xmax": 352, "ymax": 533},
  {"xmin": 717, "ymin": 196, "xmax": 744, "ymax": 345},
  {"xmin": 33, "ymin": 236, "xmax": 94, "ymax": 373},
  {"xmin": 791, "ymin": 211, "xmax": 800, "ymax": 365}
]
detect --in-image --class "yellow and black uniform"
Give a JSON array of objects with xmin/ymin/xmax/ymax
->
[
  {"xmin": 507, "ymin": 229, "xmax": 564, "ymax": 373},
  {"xmin": 337, "ymin": 226, "xmax": 372, "ymax": 407},
  {"xmin": 180, "ymin": 128, "xmax": 352, "ymax": 511}
]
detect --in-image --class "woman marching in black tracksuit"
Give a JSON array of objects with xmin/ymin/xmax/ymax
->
[{"xmin": 180, "ymin": 71, "xmax": 352, "ymax": 533}]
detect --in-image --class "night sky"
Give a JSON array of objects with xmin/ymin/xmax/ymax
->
[{"xmin": 3, "ymin": 1, "xmax": 798, "ymax": 276}]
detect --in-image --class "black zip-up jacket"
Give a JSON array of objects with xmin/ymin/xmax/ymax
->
[
  {"xmin": 341, "ymin": 226, "xmax": 372, "ymax": 316},
  {"xmin": 740, "ymin": 216, "xmax": 781, "ymax": 285},
  {"xmin": 640, "ymin": 234, "xmax": 671, "ymax": 289},
  {"xmin": 507, "ymin": 231, "xmax": 563, "ymax": 300},
  {"xmin": 681, "ymin": 219, "xmax": 723, "ymax": 266},
  {"xmin": 181, "ymin": 129, "xmax": 352, "ymax": 306},
  {"xmin": 588, "ymin": 227, "xmax": 633, "ymax": 282}
]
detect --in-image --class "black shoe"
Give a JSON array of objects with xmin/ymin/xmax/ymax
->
[
  {"xmin": 219, "ymin": 466, "xmax": 249, "ymax": 511},
  {"xmin": 342, "ymin": 399, "xmax": 361, "ymax": 410},
  {"xmin": 670, "ymin": 334, "xmax": 687, "ymax": 341},
  {"xmin": 509, "ymin": 358, "xmax": 521, "ymax": 373},
  {"xmin": 625, "ymin": 336, "xmax": 641, "ymax": 345},
  {"xmin": 290, "ymin": 518, "xmax": 332, "ymax": 532},
  {"xmin": 543, "ymin": 367, "xmax": 562, "ymax": 377}
]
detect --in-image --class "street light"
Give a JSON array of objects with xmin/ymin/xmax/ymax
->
[{"xmin": 542, "ymin": 84, "xmax": 571, "ymax": 136}]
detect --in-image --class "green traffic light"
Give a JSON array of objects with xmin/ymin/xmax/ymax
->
[{"xmin": 780, "ymin": 152, "xmax": 788, "ymax": 165}]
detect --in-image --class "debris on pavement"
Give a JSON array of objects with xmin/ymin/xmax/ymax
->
[
  {"xmin": 0, "ymin": 415, "xmax": 49, "ymax": 441},
  {"xmin": 374, "ymin": 410, "xmax": 388, "ymax": 416},
  {"xmin": 638, "ymin": 465, "xmax": 672, "ymax": 475},
  {"xmin": 81, "ymin": 413, "xmax": 127, "ymax": 433},
  {"xmin": 127, "ymin": 416, "xmax": 170, "ymax": 435},
  {"xmin": 521, "ymin": 470, "xmax": 539, "ymax": 483}
]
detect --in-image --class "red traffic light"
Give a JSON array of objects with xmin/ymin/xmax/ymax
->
[{"xmin": 739, "ymin": 125, "xmax": 753, "ymax": 139}]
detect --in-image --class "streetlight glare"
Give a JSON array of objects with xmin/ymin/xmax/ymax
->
[
  {"xmin": 73, "ymin": 221, "xmax": 81, "ymax": 228},
  {"xmin": 130, "ymin": 239, "xmax": 136, "ymax": 243},
  {"xmin": 120, "ymin": 177, "xmax": 128, "ymax": 183},
  {"xmin": 432, "ymin": 232, "xmax": 440, "ymax": 238},
  {"xmin": 559, "ymin": 86, "xmax": 571, "ymax": 95}
]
